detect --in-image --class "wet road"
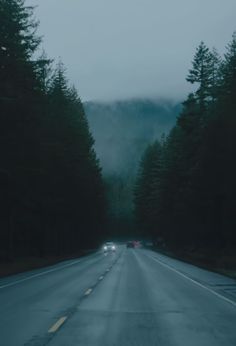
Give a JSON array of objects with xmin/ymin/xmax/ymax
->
[{"xmin": 0, "ymin": 246, "xmax": 236, "ymax": 346}]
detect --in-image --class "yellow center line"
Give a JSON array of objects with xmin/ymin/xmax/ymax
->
[{"xmin": 48, "ymin": 316, "xmax": 67, "ymax": 333}]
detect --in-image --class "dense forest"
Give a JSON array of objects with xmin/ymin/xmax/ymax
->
[
  {"xmin": 0, "ymin": 0, "xmax": 106, "ymax": 261},
  {"xmin": 134, "ymin": 36, "xmax": 236, "ymax": 255},
  {"xmin": 86, "ymin": 99, "xmax": 180, "ymax": 237},
  {"xmin": 1, "ymin": 0, "xmax": 235, "ymax": 266},
  {"xmin": 85, "ymin": 99, "xmax": 180, "ymax": 176}
]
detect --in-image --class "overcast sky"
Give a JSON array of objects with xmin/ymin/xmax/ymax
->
[{"xmin": 27, "ymin": 0, "xmax": 236, "ymax": 102}]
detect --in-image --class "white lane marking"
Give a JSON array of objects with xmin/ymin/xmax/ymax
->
[
  {"xmin": 99, "ymin": 276, "xmax": 104, "ymax": 280},
  {"xmin": 84, "ymin": 288, "xmax": 93, "ymax": 296},
  {"xmin": 106, "ymin": 269, "xmax": 110, "ymax": 272},
  {"xmin": 148, "ymin": 255, "xmax": 236, "ymax": 308},
  {"xmin": 0, "ymin": 259, "xmax": 82, "ymax": 290},
  {"xmin": 48, "ymin": 316, "xmax": 67, "ymax": 333}
]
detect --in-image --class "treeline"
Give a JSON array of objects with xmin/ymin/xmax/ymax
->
[
  {"xmin": 85, "ymin": 99, "xmax": 180, "ymax": 237},
  {"xmin": 134, "ymin": 35, "xmax": 236, "ymax": 253},
  {"xmin": 0, "ymin": 0, "xmax": 105, "ymax": 260}
]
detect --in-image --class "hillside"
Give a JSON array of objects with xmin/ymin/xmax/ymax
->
[
  {"xmin": 84, "ymin": 98, "xmax": 181, "ymax": 234},
  {"xmin": 84, "ymin": 99, "xmax": 181, "ymax": 177}
]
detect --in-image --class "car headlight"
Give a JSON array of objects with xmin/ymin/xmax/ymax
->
[
  {"xmin": 104, "ymin": 246, "xmax": 107, "ymax": 250},
  {"xmin": 112, "ymin": 246, "xmax": 115, "ymax": 250}
]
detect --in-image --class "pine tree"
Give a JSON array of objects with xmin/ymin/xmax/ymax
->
[
  {"xmin": 209, "ymin": 48, "xmax": 222, "ymax": 102},
  {"xmin": 134, "ymin": 33, "xmax": 236, "ymax": 253},
  {"xmin": 134, "ymin": 141, "xmax": 162, "ymax": 237},
  {"xmin": 0, "ymin": 1, "xmax": 106, "ymax": 259},
  {"xmin": 0, "ymin": 0, "xmax": 41, "ymax": 99},
  {"xmin": 221, "ymin": 32, "xmax": 236, "ymax": 102},
  {"xmin": 187, "ymin": 42, "xmax": 215, "ymax": 110},
  {"xmin": 0, "ymin": 0, "xmax": 46, "ymax": 259},
  {"xmin": 200, "ymin": 33, "xmax": 236, "ymax": 249},
  {"xmin": 44, "ymin": 61, "xmax": 105, "ymax": 252}
]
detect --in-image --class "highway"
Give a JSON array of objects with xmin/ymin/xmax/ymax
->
[{"xmin": 0, "ymin": 246, "xmax": 236, "ymax": 346}]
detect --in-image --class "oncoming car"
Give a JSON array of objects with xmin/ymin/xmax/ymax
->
[{"xmin": 103, "ymin": 242, "xmax": 116, "ymax": 253}]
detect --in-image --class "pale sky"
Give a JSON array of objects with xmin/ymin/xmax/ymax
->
[{"xmin": 27, "ymin": 0, "xmax": 236, "ymax": 101}]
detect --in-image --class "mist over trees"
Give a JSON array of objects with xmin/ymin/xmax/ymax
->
[
  {"xmin": 0, "ymin": 0, "xmax": 105, "ymax": 261},
  {"xmin": 85, "ymin": 100, "xmax": 180, "ymax": 236},
  {"xmin": 85, "ymin": 100, "xmax": 180, "ymax": 176},
  {"xmin": 1, "ymin": 0, "xmax": 235, "ymax": 265},
  {"xmin": 134, "ymin": 35, "xmax": 236, "ymax": 253}
]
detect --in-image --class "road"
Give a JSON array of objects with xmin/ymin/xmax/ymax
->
[{"xmin": 0, "ymin": 246, "xmax": 236, "ymax": 346}]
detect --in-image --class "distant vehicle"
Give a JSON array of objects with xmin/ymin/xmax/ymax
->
[
  {"xmin": 103, "ymin": 242, "xmax": 116, "ymax": 252},
  {"xmin": 126, "ymin": 241, "xmax": 135, "ymax": 248},
  {"xmin": 133, "ymin": 240, "xmax": 142, "ymax": 248}
]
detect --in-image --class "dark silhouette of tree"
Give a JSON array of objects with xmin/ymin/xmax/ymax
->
[
  {"xmin": 134, "ymin": 141, "xmax": 162, "ymax": 238},
  {"xmin": 187, "ymin": 42, "xmax": 217, "ymax": 112},
  {"xmin": 0, "ymin": 1, "xmax": 106, "ymax": 261},
  {"xmin": 134, "ymin": 34, "xmax": 236, "ymax": 254}
]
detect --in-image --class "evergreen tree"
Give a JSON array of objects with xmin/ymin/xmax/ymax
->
[
  {"xmin": 0, "ymin": 0, "xmax": 45, "ymax": 259},
  {"xmin": 198, "ymin": 33, "xmax": 236, "ymax": 250},
  {"xmin": 187, "ymin": 42, "xmax": 215, "ymax": 111},
  {"xmin": 45, "ymin": 61, "xmax": 105, "ymax": 252},
  {"xmin": 134, "ymin": 141, "xmax": 162, "ymax": 237},
  {"xmin": 0, "ymin": 0, "xmax": 41, "ymax": 99},
  {"xmin": 209, "ymin": 48, "xmax": 222, "ymax": 102},
  {"xmin": 134, "ymin": 34, "xmax": 236, "ymax": 253},
  {"xmin": 220, "ymin": 32, "xmax": 236, "ymax": 102},
  {"xmin": 0, "ymin": 1, "xmax": 106, "ymax": 259}
]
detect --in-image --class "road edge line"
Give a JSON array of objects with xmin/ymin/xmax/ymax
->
[{"xmin": 148, "ymin": 255, "xmax": 236, "ymax": 308}]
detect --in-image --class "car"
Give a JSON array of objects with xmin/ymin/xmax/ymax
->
[
  {"xmin": 103, "ymin": 242, "xmax": 116, "ymax": 253},
  {"xmin": 126, "ymin": 241, "xmax": 135, "ymax": 248}
]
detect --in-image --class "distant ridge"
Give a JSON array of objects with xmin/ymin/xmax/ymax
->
[{"xmin": 84, "ymin": 98, "xmax": 181, "ymax": 176}]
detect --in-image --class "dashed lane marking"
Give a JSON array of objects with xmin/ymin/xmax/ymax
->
[
  {"xmin": 84, "ymin": 288, "xmax": 93, "ymax": 296},
  {"xmin": 99, "ymin": 276, "xmax": 104, "ymax": 280},
  {"xmin": 48, "ymin": 316, "xmax": 67, "ymax": 333},
  {"xmin": 148, "ymin": 255, "xmax": 236, "ymax": 308}
]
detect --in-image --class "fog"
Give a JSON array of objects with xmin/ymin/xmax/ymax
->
[
  {"xmin": 27, "ymin": 0, "xmax": 236, "ymax": 101},
  {"xmin": 84, "ymin": 98, "xmax": 181, "ymax": 232},
  {"xmin": 85, "ymin": 99, "xmax": 180, "ymax": 175},
  {"xmin": 23, "ymin": 0, "xmax": 236, "ymax": 231}
]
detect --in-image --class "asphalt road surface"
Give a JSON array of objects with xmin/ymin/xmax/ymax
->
[{"xmin": 1, "ymin": 246, "xmax": 236, "ymax": 346}]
